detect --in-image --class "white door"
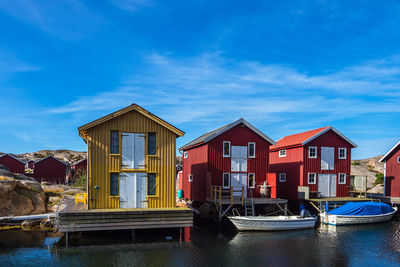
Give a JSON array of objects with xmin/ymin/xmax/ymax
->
[
  {"xmin": 122, "ymin": 133, "xmax": 145, "ymax": 169},
  {"xmin": 318, "ymin": 174, "xmax": 337, "ymax": 197},
  {"xmin": 231, "ymin": 146, "xmax": 247, "ymax": 172},
  {"xmin": 119, "ymin": 173, "xmax": 147, "ymax": 208},
  {"xmin": 231, "ymin": 173, "xmax": 247, "ymax": 197},
  {"xmin": 321, "ymin": 147, "xmax": 334, "ymax": 170}
]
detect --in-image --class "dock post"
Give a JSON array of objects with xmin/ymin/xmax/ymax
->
[
  {"xmin": 284, "ymin": 204, "xmax": 288, "ymax": 216},
  {"xmin": 131, "ymin": 229, "xmax": 136, "ymax": 240},
  {"xmin": 65, "ymin": 232, "xmax": 69, "ymax": 248},
  {"xmin": 180, "ymin": 227, "xmax": 185, "ymax": 242}
]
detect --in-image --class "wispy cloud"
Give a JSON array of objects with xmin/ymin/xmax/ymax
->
[
  {"xmin": 0, "ymin": 0, "xmax": 103, "ymax": 41},
  {"xmin": 49, "ymin": 52, "xmax": 400, "ymax": 125},
  {"xmin": 107, "ymin": 0, "xmax": 154, "ymax": 11},
  {"xmin": 0, "ymin": 48, "xmax": 39, "ymax": 77}
]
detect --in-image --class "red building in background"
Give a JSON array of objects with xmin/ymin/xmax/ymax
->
[
  {"xmin": 379, "ymin": 141, "xmax": 400, "ymax": 197},
  {"xmin": 269, "ymin": 126, "xmax": 357, "ymax": 200},
  {"xmin": 0, "ymin": 153, "xmax": 26, "ymax": 174},
  {"xmin": 179, "ymin": 118, "xmax": 276, "ymax": 203},
  {"xmin": 70, "ymin": 158, "xmax": 87, "ymax": 176},
  {"xmin": 33, "ymin": 156, "xmax": 67, "ymax": 184}
]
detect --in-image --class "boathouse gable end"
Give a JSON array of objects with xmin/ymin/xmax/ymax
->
[
  {"xmin": 79, "ymin": 104, "xmax": 184, "ymax": 209},
  {"xmin": 0, "ymin": 153, "xmax": 26, "ymax": 174},
  {"xmin": 380, "ymin": 141, "xmax": 400, "ymax": 197},
  {"xmin": 269, "ymin": 127, "xmax": 356, "ymax": 200},
  {"xmin": 180, "ymin": 119, "xmax": 275, "ymax": 202}
]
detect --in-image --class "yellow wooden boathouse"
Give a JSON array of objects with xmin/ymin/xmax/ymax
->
[{"xmin": 78, "ymin": 104, "xmax": 185, "ymax": 209}]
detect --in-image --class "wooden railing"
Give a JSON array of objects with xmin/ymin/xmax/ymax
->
[{"xmin": 210, "ymin": 185, "xmax": 245, "ymax": 206}]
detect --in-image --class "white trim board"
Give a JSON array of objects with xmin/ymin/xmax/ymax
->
[
  {"xmin": 302, "ymin": 126, "xmax": 357, "ymax": 148},
  {"xmin": 379, "ymin": 141, "xmax": 400, "ymax": 162}
]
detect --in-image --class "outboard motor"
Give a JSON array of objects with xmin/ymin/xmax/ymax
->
[{"xmin": 300, "ymin": 208, "xmax": 311, "ymax": 218}]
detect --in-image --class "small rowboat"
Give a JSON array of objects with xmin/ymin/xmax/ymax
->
[
  {"xmin": 228, "ymin": 215, "xmax": 318, "ymax": 231},
  {"xmin": 320, "ymin": 202, "xmax": 397, "ymax": 226}
]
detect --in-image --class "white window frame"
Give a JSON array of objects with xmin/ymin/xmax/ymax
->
[
  {"xmin": 279, "ymin": 173, "xmax": 286, "ymax": 182},
  {"xmin": 397, "ymin": 156, "xmax": 400, "ymax": 163},
  {"xmin": 339, "ymin": 173, "xmax": 346, "ymax": 184},
  {"xmin": 222, "ymin": 173, "xmax": 230, "ymax": 189},
  {"xmin": 184, "ymin": 151, "xmax": 188, "ymax": 159},
  {"xmin": 223, "ymin": 141, "xmax": 231, "ymax": 158},
  {"xmin": 248, "ymin": 142, "xmax": 256, "ymax": 158},
  {"xmin": 248, "ymin": 173, "xmax": 255, "ymax": 188},
  {"xmin": 338, "ymin": 148, "xmax": 347, "ymax": 159},
  {"xmin": 308, "ymin": 146, "xmax": 317, "ymax": 159},
  {"xmin": 308, "ymin": 173, "xmax": 316, "ymax": 184},
  {"xmin": 188, "ymin": 174, "xmax": 193, "ymax": 182},
  {"xmin": 279, "ymin": 149, "xmax": 286, "ymax": 157}
]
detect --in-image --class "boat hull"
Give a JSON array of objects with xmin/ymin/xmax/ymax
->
[
  {"xmin": 320, "ymin": 207, "xmax": 397, "ymax": 226},
  {"xmin": 228, "ymin": 216, "xmax": 318, "ymax": 231}
]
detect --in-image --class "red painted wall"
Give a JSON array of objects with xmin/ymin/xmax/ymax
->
[
  {"xmin": 71, "ymin": 159, "xmax": 87, "ymax": 175},
  {"xmin": 33, "ymin": 157, "xmax": 67, "ymax": 184},
  {"xmin": 269, "ymin": 146, "xmax": 303, "ymax": 200},
  {"xmin": 182, "ymin": 124, "xmax": 272, "ymax": 202},
  {"xmin": 385, "ymin": 147, "xmax": 400, "ymax": 197},
  {"xmin": 181, "ymin": 144, "xmax": 208, "ymax": 202},
  {"xmin": 0, "ymin": 155, "xmax": 25, "ymax": 174},
  {"xmin": 269, "ymin": 130, "xmax": 353, "ymax": 200}
]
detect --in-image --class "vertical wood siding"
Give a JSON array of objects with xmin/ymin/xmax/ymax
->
[
  {"xmin": 385, "ymin": 148, "xmax": 400, "ymax": 197},
  {"xmin": 269, "ymin": 129, "xmax": 354, "ymax": 199},
  {"xmin": 86, "ymin": 110, "xmax": 178, "ymax": 209},
  {"xmin": 0, "ymin": 155, "xmax": 25, "ymax": 174},
  {"xmin": 33, "ymin": 157, "xmax": 67, "ymax": 184}
]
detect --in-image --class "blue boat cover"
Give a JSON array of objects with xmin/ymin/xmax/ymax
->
[{"xmin": 327, "ymin": 202, "xmax": 394, "ymax": 216}]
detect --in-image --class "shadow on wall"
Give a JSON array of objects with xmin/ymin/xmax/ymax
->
[
  {"xmin": 270, "ymin": 162, "xmax": 302, "ymax": 200},
  {"xmin": 188, "ymin": 163, "xmax": 208, "ymax": 203}
]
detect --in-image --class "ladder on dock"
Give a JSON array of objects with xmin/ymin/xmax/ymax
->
[{"xmin": 245, "ymin": 191, "xmax": 255, "ymax": 216}]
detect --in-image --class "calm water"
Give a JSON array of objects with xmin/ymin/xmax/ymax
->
[{"xmin": 1, "ymin": 222, "xmax": 400, "ymax": 267}]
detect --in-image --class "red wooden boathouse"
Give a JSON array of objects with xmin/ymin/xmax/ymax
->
[
  {"xmin": 269, "ymin": 126, "xmax": 357, "ymax": 200},
  {"xmin": 379, "ymin": 141, "xmax": 400, "ymax": 197},
  {"xmin": 179, "ymin": 118, "xmax": 276, "ymax": 203},
  {"xmin": 0, "ymin": 153, "xmax": 26, "ymax": 174},
  {"xmin": 33, "ymin": 156, "xmax": 68, "ymax": 184}
]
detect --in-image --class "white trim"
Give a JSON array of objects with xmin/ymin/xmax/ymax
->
[
  {"xmin": 222, "ymin": 173, "xmax": 230, "ymax": 189},
  {"xmin": 397, "ymin": 156, "xmax": 400, "ymax": 163},
  {"xmin": 248, "ymin": 142, "xmax": 256, "ymax": 158},
  {"xmin": 183, "ymin": 151, "xmax": 188, "ymax": 159},
  {"xmin": 338, "ymin": 148, "xmax": 347, "ymax": 159},
  {"xmin": 279, "ymin": 173, "xmax": 286, "ymax": 182},
  {"xmin": 34, "ymin": 155, "xmax": 67, "ymax": 166},
  {"xmin": 188, "ymin": 174, "xmax": 193, "ymax": 182},
  {"xmin": 248, "ymin": 173, "xmax": 255, "ymax": 188},
  {"xmin": 0, "ymin": 153, "xmax": 26, "ymax": 164},
  {"xmin": 202, "ymin": 118, "xmax": 276, "ymax": 145},
  {"xmin": 338, "ymin": 173, "xmax": 346, "ymax": 184},
  {"xmin": 308, "ymin": 146, "xmax": 317, "ymax": 159},
  {"xmin": 279, "ymin": 149, "xmax": 286, "ymax": 157},
  {"xmin": 301, "ymin": 126, "xmax": 357, "ymax": 148},
  {"xmin": 380, "ymin": 141, "xmax": 400, "ymax": 162},
  {"xmin": 308, "ymin": 173, "xmax": 316, "ymax": 184},
  {"xmin": 223, "ymin": 141, "xmax": 231, "ymax": 157}
]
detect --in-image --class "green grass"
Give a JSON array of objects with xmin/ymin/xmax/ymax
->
[{"xmin": 373, "ymin": 173, "xmax": 384, "ymax": 186}]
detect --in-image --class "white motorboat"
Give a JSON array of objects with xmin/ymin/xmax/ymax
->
[
  {"xmin": 228, "ymin": 215, "xmax": 318, "ymax": 231},
  {"xmin": 320, "ymin": 202, "xmax": 397, "ymax": 226}
]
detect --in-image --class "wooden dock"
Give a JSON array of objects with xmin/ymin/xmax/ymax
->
[
  {"xmin": 57, "ymin": 199, "xmax": 193, "ymax": 233},
  {"xmin": 307, "ymin": 197, "xmax": 377, "ymax": 213}
]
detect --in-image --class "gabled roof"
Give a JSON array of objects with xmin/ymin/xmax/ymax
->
[
  {"xmin": 78, "ymin": 104, "xmax": 184, "ymax": 139},
  {"xmin": 180, "ymin": 118, "xmax": 276, "ymax": 150},
  {"xmin": 0, "ymin": 153, "xmax": 26, "ymax": 164},
  {"xmin": 379, "ymin": 141, "xmax": 400, "ymax": 162},
  {"xmin": 72, "ymin": 158, "xmax": 87, "ymax": 165},
  {"xmin": 34, "ymin": 155, "xmax": 67, "ymax": 166},
  {"xmin": 271, "ymin": 126, "xmax": 357, "ymax": 150}
]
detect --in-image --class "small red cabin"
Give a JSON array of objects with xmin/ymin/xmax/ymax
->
[
  {"xmin": 379, "ymin": 141, "xmax": 400, "ymax": 197},
  {"xmin": 33, "ymin": 156, "xmax": 67, "ymax": 184},
  {"xmin": 180, "ymin": 118, "xmax": 276, "ymax": 202},
  {"xmin": 70, "ymin": 158, "xmax": 87, "ymax": 176},
  {"xmin": 269, "ymin": 126, "xmax": 357, "ymax": 200},
  {"xmin": 0, "ymin": 153, "xmax": 26, "ymax": 174},
  {"xmin": 26, "ymin": 160, "xmax": 35, "ymax": 170}
]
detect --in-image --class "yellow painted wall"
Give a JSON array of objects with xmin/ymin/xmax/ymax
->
[{"xmin": 86, "ymin": 110, "xmax": 178, "ymax": 209}]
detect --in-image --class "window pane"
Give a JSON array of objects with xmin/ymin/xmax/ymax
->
[
  {"xmin": 110, "ymin": 173, "xmax": 119, "ymax": 196},
  {"xmin": 148, "ymin": 173, "xmax": 156, "ymax": 195},
  {"xmin": 110, "ymin": 131, "xmax": 119, "ymax": 154},
  {"xmin": 223, "ymin": 174, "xmax": 229, "ymax": 187},
  {"xmin": 249, "ymin": 143, "xmax": 255, "ymax": 157},
  {"xmin": 148, "ymin": 132, "xmax": 156, "ymax": 155},
  {"xmin": 224, "ymin": 142, "xmax": 230, "ymax": 156}
]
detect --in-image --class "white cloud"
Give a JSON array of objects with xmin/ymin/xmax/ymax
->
[{"xmin": 0, "ymin": 0, "xmax": 103, "ymax": 41}]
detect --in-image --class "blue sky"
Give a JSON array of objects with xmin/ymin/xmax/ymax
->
[{"xmin": 0, "ymin": 0, "xmax": 399, "ymax": 159}]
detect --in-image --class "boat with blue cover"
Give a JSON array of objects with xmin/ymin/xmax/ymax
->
[{"xmin": 320, "ymin": 202, "xmax": 397, "ymax": 226}]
